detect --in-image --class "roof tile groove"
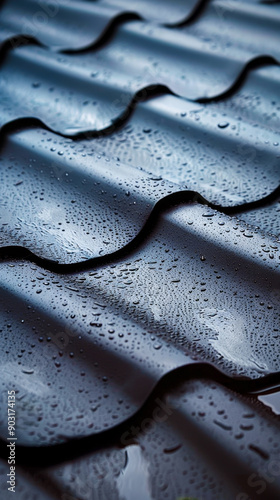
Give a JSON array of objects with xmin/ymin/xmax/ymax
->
[
  {"xmin": 0, "ymin": 1, "xmax": 280, "ymax": 498},
  {"xmin": 0, "ymin": 0, "xmax": 207, "ymax": 52},
  {"xmin": 1, "ymin": 204, "xmax": 280, "ymax": 447},
  {"xmin": 0, "ymin": 0, "xmax": 273, "ymax": 52},
  {"xmin": 0, "ymin": 29, "xmax": 279, "ymax": 135},
  {"xmin": 1, "ymin": 379, "xmax": 280, "ymax": 498}
]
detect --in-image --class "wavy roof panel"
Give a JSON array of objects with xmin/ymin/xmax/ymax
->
[{"xmin": 0, "ymin": 0, "xmax": 280, "ymax": 499}]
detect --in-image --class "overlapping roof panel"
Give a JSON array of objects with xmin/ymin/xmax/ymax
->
[
  {"xmin": 0, "ymin": 0, "xmax": 280, "ymax": 499},
  {"xmin": 1, "ymin": 378, "xmax": 280, "ymax": 499},
  {"xmin": 1, "ymin": 202, "xmax": 280, "ymax": 446}
]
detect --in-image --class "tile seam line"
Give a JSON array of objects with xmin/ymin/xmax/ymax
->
[
  {"xmin": 165, "ymin": 0, "xmax": 210, "ymax": 28},
  {"xmin": 1, "ymin": 0, "xmax": 276, "ymax": 53},
  {"xmin": 0, "ymin": 362, "xmax": 280, "ymax": 466},
  {"xmin": 0, "ymin": 31, "xmax": 278, "ymax": 105},
  {"xmin": 60, "ymin": 0, "xmax": 211, "ymax": 52},
  {"xmin": 0, "ymin": 10, "xmax": 143, "ymax": 55},
  {"xmin": 0, "ymin": 53, "xmax": 278, "ymax": 145},
  {"xmin": 0, "ymin": 0, "xmax": 212, "ymax": 49},
  {"xmin": 1, "ymin": 185, "xmax": 280, "ymax": 271}
]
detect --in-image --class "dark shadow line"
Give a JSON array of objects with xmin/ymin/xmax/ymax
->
[
  {"xmin": 165, "ymin": 0, "xmax": 210, "ymax": 27},
  {"xmin": 0, "ymin": 14, "xmax": 142, "ymax": 58},
  {"xmin": 0, "ymin": 53, "xmax": 278, "ymax": 144},
  {"xmin": 0, "ymin": 0, "xmax": 276, "ymax": 61},
  {"xmin": 0, "ymin": 362, "xmax": 279, "ymax": 467},
  {"xmin": 61, "ymin": 11, "xmax": 143, "ymax": 54},
  {"xmin": 170, "ymin": 0, "xmax": 280, "ymax": 29},
  {"xmin": 0, "ymin": 190, "xmax": 214, "ymax": 273},
  {"xmin": 0, "ymin": 83, "xmax": 174, "ymax": 144},
  {"xmin": 221, "ymin": 183, "xmax": 280, "ymax": 215},
  {"xmin": 0, "ymin": 182, "xmax": 279, "ymax": 273},
  {"xmin": 196, "ymin": 55, "xmax": 280, "ymax": 103},
  {"xmin": 0, "ymin": 0, "xmax": 211, "ymax": 59},
  {"xmin": 0, "ymin": 34, "xmax": 45, "ymax": 65}
]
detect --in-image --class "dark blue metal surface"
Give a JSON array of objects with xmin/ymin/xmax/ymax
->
[{"xmin": 0, "ymin": 1, "xmax": 280, "ymax": 499}]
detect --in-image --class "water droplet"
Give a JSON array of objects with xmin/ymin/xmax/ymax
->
[
  {"xmin": 22, "ymin": 368, "xmax": 34, "ymax": 375},
  {"xmin": 218, "ymin": 122, "xmax": 229, "ymax": 129}
]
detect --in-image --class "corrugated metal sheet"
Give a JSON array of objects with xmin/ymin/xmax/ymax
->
[
  {"xmin": 0, "ymin": 121, "xmax": 279, "ymax": 262},
  {"xmin": 0, "ymin": 0, "xmax": 201, "ymax": 50},
  {"xmin": 1, "ymin": 378, "xmax": 280, "ymax": 499},
  {"xmin": 0, "ymin": 0, "xmax": 272, "ymax": 52},
  {"xmin": 0, "ymin": 202, "xmax": 280, "ymax": 446},
  {"xmin": 0, "ymin": 1, "xmax": 280, "ymax": 499},
  {"xmin": 1, "ymin": 19, "xmax": 280, "ymax": 131}
]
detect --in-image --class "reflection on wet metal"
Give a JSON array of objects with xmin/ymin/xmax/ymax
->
[
  {"xmin": 258, "ymin": 388, "xmax": 280, "ymax": 415},
  {"xmin": 117, "ymin": 445, "xmax": 152, "ymax": 500},
  {"xmin": 0, "ymin": 0, "xmax": 280, "ymax": 498}
]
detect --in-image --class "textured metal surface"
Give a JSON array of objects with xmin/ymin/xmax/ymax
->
[
  {"xmin": 0, "ymin": 113, "xmax": 279, "ymax": 262},
  {"xmin": 1, "ymin": 379, "xmax": 280, "ymax": 499},
  {"xmin": 0, "ymin": 203, "xmax": 280, "ymax": 446},
  {"xmin": 0, "ymin": 127, "xmax": 185, "ymax": 262},
  {"xmin": 0, "ymin": 0, "xmax": 272, "ymax": 52},
  {"xmin": 1, "ymin": 61, "xmax": 280, "ymax": 262},
  {"xmin": 0, "ymin": 62, "xmax": 279, "ymax": 205},
  {"xmin": 239, "ymin": 195, "xmax": 280, "ymax": 237},
  {"xmin": 0, "ymin": 3, "xmax": 280, "ymax": 134},
  {"xmin": 0, "ymin": 0, "xmax": 201, "ymax": 51},
  {"xmin": 0, "ymin": 1, "xmax": 280, "ymax": 499},
  {"xmin": 0, "ymin": 0, "xmax": 141, "ymax": 50},
  {"xmin": 78, "ymin": 68, "xmax": 280, "ymax": 205}
]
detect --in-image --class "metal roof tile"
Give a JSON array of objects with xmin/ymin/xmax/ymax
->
[
  {"xmin": 0, "ymin": 203, "xmax": 280, "ymax": 447},
  {"xmin": 0, "ymin": 0, "xmax": 206, "ymax": 52},
  {"xmin": 0, "ymin": 1, "xmax": 280, "ymax": 499},
  {"xmin": 1, "ymin": 378, "xmax": 280, "ymax": 498}
]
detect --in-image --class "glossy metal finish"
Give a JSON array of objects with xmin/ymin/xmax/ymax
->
[{"xmin": 0, "ymin": 1, "xmax": 280, "ymax": 499}]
